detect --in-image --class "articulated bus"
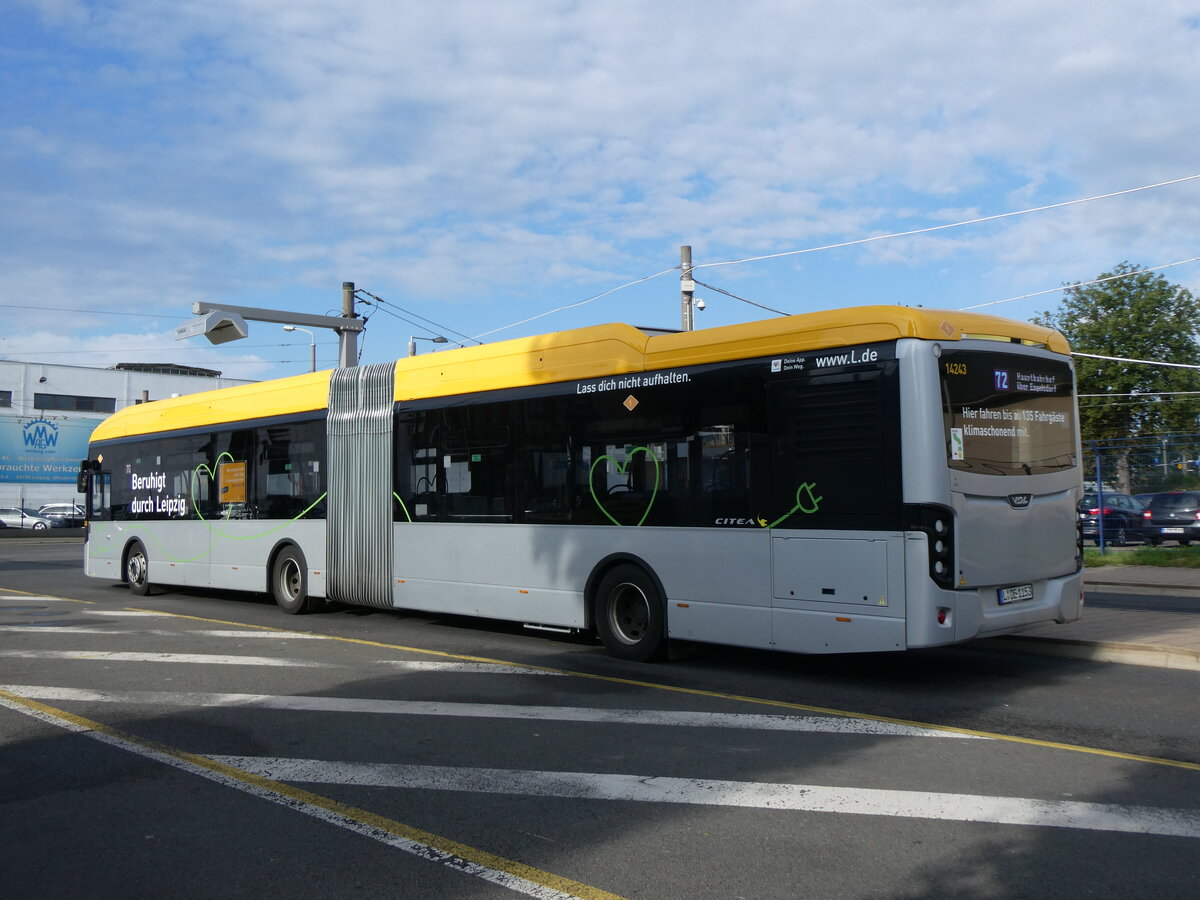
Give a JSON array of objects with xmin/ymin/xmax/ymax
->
[{"xmin": 78, "ymin": 305, "xmax": 1084, "ymax": 661}]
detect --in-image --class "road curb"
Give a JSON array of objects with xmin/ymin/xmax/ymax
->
[
  {"xmin": 0, "ymin": 532, "xmax": 83, "ymax": 541},
  {"xmin": 977, "ymin": 635, "xmax": 1200, "ymax": 671},
  {"xmin": 1085, "ymin": 582, "xmax": 1200, "ymax": 598}
]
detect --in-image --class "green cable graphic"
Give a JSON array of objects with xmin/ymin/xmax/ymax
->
[
  {"xmin": 393, "ymin": 492, "xmax": 413, "ymax": 523},
  {"xmin": 589, "ymin": 446, "xmax": 661, "ymax": 527},
  {"xmin": 764, "ymin": 482, "xmax": 823, "ymax": 528}
]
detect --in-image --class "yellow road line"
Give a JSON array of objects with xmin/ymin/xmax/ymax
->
[
  {"xmin": 0, "ymin": 586, "xmax": 93, "ymax": 605},
  {"xmin": 130, "ymin": 606, "xmax": 1200, "ymax": 773},
  {"xmin": 0, "ymin": 688, "xmax": 626, "ymax": 900}
]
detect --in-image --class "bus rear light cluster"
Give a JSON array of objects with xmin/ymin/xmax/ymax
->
[{"xmin": 907, "ymin": 504, "xmax": 955, "ymax": 590}]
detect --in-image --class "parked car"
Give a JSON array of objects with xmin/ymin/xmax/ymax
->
[
  {"xmin": 0, "ymin": 507, "xmax": 53, "ymax": 530},
  {"xmin": 1077, "ymin": 492, "xmax": 1146, "ymax": 545},
  {"xmin": 37, "ymin": 503, "xmax": 85, "ymax": 527},
  {"xmin": 1141, "ymin": 491, "xmax": 1200, "ymax": 545}
]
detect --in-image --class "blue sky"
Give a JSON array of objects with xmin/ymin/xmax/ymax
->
[{"xmin": 3, "ymin": 0, "xmax": 1199, "ymax": 382}]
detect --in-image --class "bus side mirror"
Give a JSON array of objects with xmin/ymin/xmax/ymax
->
[{"xmin": 78, "ymin": 459, "xmax": 99, "ymax": 494}]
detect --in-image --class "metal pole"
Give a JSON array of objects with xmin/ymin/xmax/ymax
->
[
  {"xmin": 339, "ymin": 282, "xmax": 359, "ymax": 368},
  {"xmin": 680, "ymin": 245, "xmax": 694, "ymax": 331},
  {"xmin": 1095, "ymin": 446, "xmax": 1105, "ymax": 555}
]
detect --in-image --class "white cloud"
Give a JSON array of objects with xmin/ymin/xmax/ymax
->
[{"xmin": 4, "ymin": 0, "xmax": 1199, "ymax": 376}]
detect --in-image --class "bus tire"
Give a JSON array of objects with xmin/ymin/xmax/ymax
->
[
  {"xmin": 272, "ymin": 545, "xmax": 315, "ymax": 614},
  {"xmin": 126, "ymin": 540, "xmax": 151, "ymax": 596},
  {"xmin": 593, "ymin": 564, "xmax": 667, "ymax": 662}
]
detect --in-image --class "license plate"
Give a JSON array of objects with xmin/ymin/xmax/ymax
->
[
  {"xmin": 998, "ymin": 583, "xmax": 1034, "ymax": 605},
  {"xmin": 1162, "ymin": 527, "xmax": 1185, "ymax": 534}
]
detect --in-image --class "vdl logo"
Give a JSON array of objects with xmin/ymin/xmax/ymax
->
[
  {"xmin": 994, "ymin": 369, "xmax": 1010, "ymax": 390},
  {"xmin": 22, "ymin": 418, "xmax": 60, "ymax": 453}
]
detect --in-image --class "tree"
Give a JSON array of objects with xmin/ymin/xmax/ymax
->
[{"xmin": 1032, "ymin": 262, "xmax": 1200, "ymax": 493}]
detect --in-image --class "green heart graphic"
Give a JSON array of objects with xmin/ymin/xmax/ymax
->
[
  {"xmin": 589, "ymin": 446, "xmax": 660, "ymax": 526},
  {"xmin": 190, "ymin": 452, "xmax": 326, "ymax": 541}
]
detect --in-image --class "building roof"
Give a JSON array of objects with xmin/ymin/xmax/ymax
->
[{"xmin": 108, "ymin": 362, "xmax": 223, "ymax": 377}]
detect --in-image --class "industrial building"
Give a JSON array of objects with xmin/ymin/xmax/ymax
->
[{"xmin": 0, "ymin": 360, "xmax": 251, "ymax": 510}]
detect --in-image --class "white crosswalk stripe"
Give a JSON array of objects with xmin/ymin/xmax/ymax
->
[
  {"xmin": 376, "ymin": 660, "xmax": 565, "ymax": 675},
  {"xmin": 210, "ymin": 755, "xmax": 1200, "ymax": 839},
  {"xmin": 0, "ymin": 685, "xmax": 982, "ymax": 737},
  {"xmin": 0, "ymin": 651, "xmax": 331, "ymax": 667},
  {"xmin": 83, "ymin": 610, "xmax": 172, "ymax": 617}
]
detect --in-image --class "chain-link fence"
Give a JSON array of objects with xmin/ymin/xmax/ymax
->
[{"xmin": 1084, "ymin": 436, "xmax": 1200, "ymax": 495}]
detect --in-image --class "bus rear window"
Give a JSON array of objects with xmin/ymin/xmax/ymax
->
[{"xmin": 940, "ymin": 349, "xmax": 1077, "ymax": 476}]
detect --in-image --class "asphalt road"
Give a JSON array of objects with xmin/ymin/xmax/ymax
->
[{"xmin": 2, "ymin": 541, "xmax": 1199, "ymax": 899}]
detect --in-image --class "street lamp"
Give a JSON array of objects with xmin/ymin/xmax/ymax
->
[
  {"xmin": 408, "ymin": 334, "xmax": 449, "ymax": 357},
  {"xmin": 283, "ymin": 325, "xmax": 316, "ymax": 372}
]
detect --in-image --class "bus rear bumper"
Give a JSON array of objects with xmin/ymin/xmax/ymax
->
[{"xmin": 907, "ymin": 568, "xmax": 1085, "ymax": 647}]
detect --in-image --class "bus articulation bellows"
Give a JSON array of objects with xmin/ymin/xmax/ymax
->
[{"xmin": 78, "ymin": 305, "xmax": 1084, "ymax": 661}]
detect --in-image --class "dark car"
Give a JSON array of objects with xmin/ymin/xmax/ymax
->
[
  {"xmin": 1077, "ymin": 492, "xmax": 1146, "ymax": 545},
  {"xmin": 1141, "ymin": 491, "xmax": 1200, "ymax": 545},
  {"xmin": 37, "ymin": 503, "xmax": 85, "ymax": 527}
]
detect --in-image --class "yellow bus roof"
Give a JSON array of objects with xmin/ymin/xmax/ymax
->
[{"xmin": 88, "ymin": 305, "xmax": 1069, "ymax": 443}]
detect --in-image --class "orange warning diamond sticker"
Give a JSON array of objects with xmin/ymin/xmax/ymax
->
[{"xmin": 624, "ymin": 395, "xmax": 639, "ymax": 411}]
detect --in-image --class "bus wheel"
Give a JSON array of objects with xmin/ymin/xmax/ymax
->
[
  {"xmin": 126, "ymin": 541, "xmax": 151, "ymax": 596},
  {"xmin": 594, "ymin": 564, "xmax": 667, "ymax": 662},
  {"xmin": 272, "ymin": 546, "xmax": 315, "ymax": 614}
]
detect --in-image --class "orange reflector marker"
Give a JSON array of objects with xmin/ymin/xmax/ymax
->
[
  {"xmin": 835, "ymin": 617, "xmax": 852, "ymax": 622},
  {"xmin": 519, "ymin": 589, "xmax": 529, "ymax": 594},
  {"xmin": 677, "ymin": 603, "xmax": 689, "ymax": 608}
]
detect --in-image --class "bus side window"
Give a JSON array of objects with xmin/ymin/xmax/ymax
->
[
  {"xmin": 410, "ymin": 447, "xmax": 439, "ymax": 518},
  {"xmin": 519, "ymin": 399, "xmax": 571, "ymax": 523},
  {"xmin": 257, "ymin": 422, "xmax": 324, "ymax": 519}
]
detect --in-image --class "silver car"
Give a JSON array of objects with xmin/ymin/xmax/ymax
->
[
  {"xmin": 0, "ymin": 507, "xmax": 52, "ymax": 530},
  {"xmin": 37, "ymin": 503, "xmax": 85, "ymax": 527}
]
